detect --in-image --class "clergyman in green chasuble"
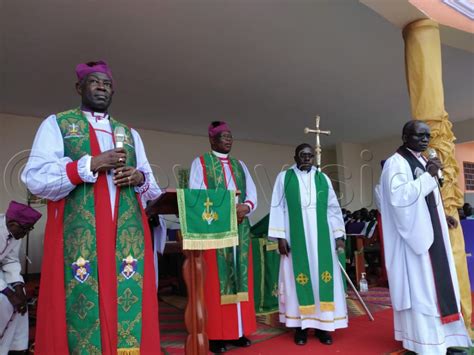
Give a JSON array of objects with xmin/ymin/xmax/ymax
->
[
  {"xmin": 268, "ymin": 143, "xmax": 348, "ymax": 345},
  {"xmin": 188, "ymin": 121, "xmax": 257, "ymax": 352},
  {"xmin": 21, "ymin": 61, "xmax": 161, "ymax": 355}
]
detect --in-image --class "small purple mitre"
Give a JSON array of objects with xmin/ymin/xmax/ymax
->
[
  {"xmin": 6, "ymin": 201, "xmax": 42, "ymax": 225},
  {"xmin": 75, "ymin": 60, "xmax": 113, "ymax": 82},
  {"xmin": 208, "ymin": 121, "xmax": 231, "ymax": 138}
]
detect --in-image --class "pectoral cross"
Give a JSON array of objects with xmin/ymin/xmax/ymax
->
[{"xmin": 304, "ymin": 115, "xmax": 331, "ymax": 171}]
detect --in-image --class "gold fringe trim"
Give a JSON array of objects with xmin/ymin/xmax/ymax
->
[
  {"xmin": 320, "ymin": 302, "xmax": 335, "ymax": 312},
  {"xmin": 183, "ymin": 236, "xmax": 238, "ymax": 250},
  {"xmin": 220, "ymin": 292, "xmax": 249, "ymax": 305},
  {"xmin": 266, "ymin": 242, "xmax": 278, "ymax": 251},
  {"xmin": 280, "ymin": 312, "xmax": 347, "ymax": 322},
  {"xmin": 117, "ymin": 348, "xmax": 140, "ymax": 355},
  {"xmin": 299, "ymin": 305, "xmax": 316, "ymax": 315}
]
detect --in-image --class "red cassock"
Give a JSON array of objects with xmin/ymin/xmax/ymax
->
[
  {"xmin": 34, "ymin": 126, "xmax": 161, "ymax": 355},
  {"xmin": 203, "ymin": 246, "xmax": 256, "ymax": 340}
]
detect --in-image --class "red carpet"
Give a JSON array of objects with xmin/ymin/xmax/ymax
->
[{"xmin": 230, "ymin": 309, "xmax": 400, "ymax": 354}]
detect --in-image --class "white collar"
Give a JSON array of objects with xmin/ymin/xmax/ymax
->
[
  {"xmin": 82, "ymin": 110, "xmax": 109, "ymax": 123},
  {"xmin": 212, "ymin": 150, "xmax": 229, "ymax": 159},
  {"xmin": 291, "ymin": 164, "xmax": 315, "ymax": 174},
  {"xmin": 406, "ymin": 147, "xmax": 422, "ymax": 158}
]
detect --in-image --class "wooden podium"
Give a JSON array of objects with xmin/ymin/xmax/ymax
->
[{"xmin": 146, "ymin": 190, "xmax": 209, "ymax": 355}]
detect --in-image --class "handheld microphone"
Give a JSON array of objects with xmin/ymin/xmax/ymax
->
[
  {"xmin": 114, "ymin": 126, "xmax": 126, "ymax": 149},
  {"xmin": 427, "ymin": 148, "xmax": 444, "ymax": 187}
]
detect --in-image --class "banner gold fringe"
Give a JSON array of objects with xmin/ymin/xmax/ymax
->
[
  {"xmin": 299, "ymin": 305, "xmax": 316, "ymax": 315},
  {"xmin": 183, "ymin": 235, "xmax": 238, "ymax": 250},
  {"xmin": 117, "ymin": 348, "xmax": 140, "ymax": 355}
]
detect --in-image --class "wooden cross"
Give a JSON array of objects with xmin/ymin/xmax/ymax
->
[{"xmin": 304, "ymin": 115, "xmax": 331, "ymax": 171}]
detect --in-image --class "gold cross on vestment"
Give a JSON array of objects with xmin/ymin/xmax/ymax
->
[
  {"xmin": 296, "ymin": 273, "xmax": 309, "ymax": 286},
  {"xmin": 204, "ymin": 197, "xmax": 213, "ymax": 212},
  {"xmin": 304, "ymin": 115, "xmax": 331, "ymax": 171},
  {"xmin": 321, "ymin": 271, "xmax": 332, "ymax": 283}
]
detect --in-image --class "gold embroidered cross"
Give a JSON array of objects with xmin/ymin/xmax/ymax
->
[
  {"xmin": 296, "ymin": 273, "xmax": 309, "ymax": 286},
  {"xmin": 321, "ymin": 271, "xmax": 332, "ymax": 283},
  {"xmin": 204, "ymin": 197, "xmax": 213, "ymax": 212}
]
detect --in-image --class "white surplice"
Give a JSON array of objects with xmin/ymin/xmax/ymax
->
[
  {"xmin": 268, "ymin": 165, "xmax": 348, "ymax": 331},
  {"xmin": 21, "ymin": 111, "xmax": 161, "ymax": 214},
  {"xmin": 189, "ymin": 150, "xmax": 257, "ymax": 338},
  {"xmin": 0, "ymin": 215, "xmax": 28, "ymax": 353},
  {"xmin": 377, "ymin": 151, "xmax": 471, "ymax": 354}
]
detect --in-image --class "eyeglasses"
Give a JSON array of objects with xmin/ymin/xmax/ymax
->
[
  {"xmin": 218, "ymin": 134, "xmax": 233, "ymax": 140},
  {"xmin": 413, "ymin": 133, "xmax": 431, "ymax": 139},
  {"xmin": 298, "ymin": 153, "xmax": 314, "ymax": 159}
]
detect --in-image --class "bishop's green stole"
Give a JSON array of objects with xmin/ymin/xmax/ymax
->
[
  {"xmin": 284, "ymin": 169, "xmax": 334, "ymax": 314},
  {"xmin": 57, "ymin": 108, "xmax": 145, "ymax": 354},
  {"xmin": 201, "ymin": 152, "xmax": 250, "ymax": 304}
]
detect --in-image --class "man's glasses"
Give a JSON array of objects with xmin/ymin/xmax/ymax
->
[
  {"xmin": 218, "ymin": 134, "xmax": 233, "ymax": 140},
  {"xmin": 298, "ymin": 153, "xmax": 314, "ymax": 159}
]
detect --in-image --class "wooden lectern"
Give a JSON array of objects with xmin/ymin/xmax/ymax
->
[{"xmin": 146, "ymin": 190, "xmax": 208, "ymax": 355}]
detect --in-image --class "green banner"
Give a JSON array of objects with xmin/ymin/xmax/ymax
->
[{"xmin": 177, "ymin": 188, "xmax": 238, "ymax": 250}]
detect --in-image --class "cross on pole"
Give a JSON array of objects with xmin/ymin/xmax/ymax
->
[{"xmin": 304, "ymin": 115, "xmax": 331, "ymax": 171}]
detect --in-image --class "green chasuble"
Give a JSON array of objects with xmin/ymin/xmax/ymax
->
[
  {"xmin": 201, "ymin": 152, "xmax": 251, "ymax": 305},
  {"xmin": 284, "ymin": 169, "xmax": 335, "ymax": 314},
  {"xmin": 57, "ymin": 108, "xmax": 145, "ymax": 354}
]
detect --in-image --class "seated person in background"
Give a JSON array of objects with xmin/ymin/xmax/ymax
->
[
  {"xmin": 463, "ymin": 203, "xmax": 473, "ymax": 220},
  {"xmin": 1, "ymin": 201, "xmax": 42, "ymax": 354}
]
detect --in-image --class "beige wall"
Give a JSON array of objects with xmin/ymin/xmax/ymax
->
[
  {"xmin": 1, "ymin": 113, "xmax": 340, "ymax": 273},
  {"xmin": 455, "ymin": 141, "xmax": 474, "ymax": 194},
  {"xmin": 2, "ymin": 111, "xmax": 469, "ymax": 273}
]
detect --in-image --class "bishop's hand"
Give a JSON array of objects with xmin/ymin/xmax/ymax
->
[
  {"xmin": 91, "ymin": 148, "xmax": 127, "ymax": 173},
  {"xmin": 236, "ymin": 203, "xmax": 250, "ymax": 224},
  {"xmin": 278, "ymin": 239, "xmax": 290, "ymax": 256},
  {"xmin": 3, "ymin": 284, "xmax": 27, "ymax": 315},
  {"xmin": 113, "ymin": 167, "xmax": 144, "ymax": 187}
]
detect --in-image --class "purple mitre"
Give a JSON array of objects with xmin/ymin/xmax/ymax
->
[
  {"xmin": 6, "ymin": 201, "xmax": 42, "ymax": 225},
  {"xmin": 75, "ymin": 60, "xmax": 113, "ymax": 82}
]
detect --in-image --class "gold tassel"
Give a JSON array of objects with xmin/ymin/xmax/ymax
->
[{"xmin": 117, "ymin": 348, "xmax": 140, "ymax": 355}]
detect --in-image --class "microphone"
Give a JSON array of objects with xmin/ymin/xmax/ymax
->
[
  {"xmin": 114, "ymin": 126, "xmax": 126, "ymax": 149},
  {"xmin": 427, "ymin": 147, "xmax": 444, "ymax": 187}
]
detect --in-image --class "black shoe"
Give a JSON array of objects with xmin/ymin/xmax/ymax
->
[
  {"xmin": 227, "ymin": 336, "xmax": 251, "ymax": 347},
  {"xmin": 446, "ymin": 348, "xmax": 468, "ymax": 355},
  {"xmin": 209, "ymin": 340, "xmax": 227, "ymax": 353},
  {"xmin": 315, "ymin": 329, "xmax": 333, "ymax": 345},
  {"xmin": 294, "ymin": 328, "xmax": 308, "ymax": 345}
]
